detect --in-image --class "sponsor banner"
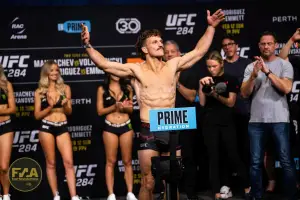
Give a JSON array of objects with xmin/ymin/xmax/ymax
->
[
  {"xmin": 58, "ymin": 20, "xmax": 91, "ymax": 34},
  {"xmin": 149, "ymin": 107, "xmax": 197, "ymax": 132},
  {"xmin": 0, "ymin": 47, "xmax": 134, "ymax": 82}
]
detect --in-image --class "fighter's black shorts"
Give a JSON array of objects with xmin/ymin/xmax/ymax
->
[
  {"xmin": 0, "ymin": 119, "xmax": 13, "ymax": 136},
  {"xmin": 39, "ymin": 119, "xmax": 68, "ymax": 137},
  {"xmin": 104, "ymin": 119, "xmax": 133, "ymax": 136},
  {"xmin": 138, "ymin": 122, "xmax": 181, "ymax": 153}
]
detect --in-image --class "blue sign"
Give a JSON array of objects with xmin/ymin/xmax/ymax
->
[
  {"xmin": 149, "ymin": 107, "xmax": 196, "ymax": 132},
  {"xmin": 57, "ymin": 20, "xmax": 91, "ymax": 33}
]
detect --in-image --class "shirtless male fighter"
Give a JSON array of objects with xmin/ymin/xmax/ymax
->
[{"xmin": 81, "ymin": 9, "xmax": 224, "ymax": 200}]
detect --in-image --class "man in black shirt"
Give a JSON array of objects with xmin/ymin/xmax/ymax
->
[
  {"xmin": 220, "ymin": 35, "xmax": 252, "ymax": 198},
  {"xmin": 222, "ymin": 35, "xmax": 252, "ymax": 120}
]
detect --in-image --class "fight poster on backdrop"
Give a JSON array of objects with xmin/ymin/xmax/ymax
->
[
  {"xmin": 219, "ymin": 6, "xmax": 253, "ymax": 59},
  {"xmin": 0, "ymin": 47, "xmax": 135, "ymax": 83},
  {"xmin": 0, "ymin": 3, "xmax": 299, "ymax": 199}
]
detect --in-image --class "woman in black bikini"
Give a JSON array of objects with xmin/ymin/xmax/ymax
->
[
  {"xmin": 0, "ymin": 64, "xmax": 16, "ymax": 200},
  {"xmin": 97, "ymin": 74, "xmax": 137, "ymax": 200},
  {"xmin": 34, "ymin": 60, "xmax": 80, "ymax": 200}
]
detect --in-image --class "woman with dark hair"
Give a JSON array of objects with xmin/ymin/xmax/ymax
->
[
  {"xmin": 34, "ymin": 60, "xmax": 80, "ymax": 200},
  {"xmin": 0, "ymin": 64, "xmax": 16, "ymax": 200},
  {"xmin": 97, "ymin": 74, "xmax": 137, "ymax": 200}
]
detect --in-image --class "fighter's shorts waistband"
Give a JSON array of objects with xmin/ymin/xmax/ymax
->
[{"xmin": 141, "ymin": 122, "xmax": 150, "ymax": 129}]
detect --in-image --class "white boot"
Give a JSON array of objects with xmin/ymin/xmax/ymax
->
[
  {"xmin": 126, "ymin": 192, "xmax": 138, "ymax": 200},
  {"xmin": 54, "ymin": 191, "xmax": 60, "ymax": 200},
  {"xmin": 107, "ymin": 194, "xmax": 116, "ymax": 200},
  {"xmin": 71, "ymin": 195, "xmax": 81, "ymax": 200},
  {"xmin": 220, "ymin": 186, "xmax": 233, "ymax": 199},
  {"xmin": 2, "ymin": 194, "xmax": 11, "ymax": 200}
]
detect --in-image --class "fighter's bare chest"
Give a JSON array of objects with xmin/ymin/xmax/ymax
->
[{"xmin": 138, "ymin": 71, "xmax": 175, "ymax": 88}]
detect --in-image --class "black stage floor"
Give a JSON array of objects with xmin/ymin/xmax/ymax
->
[{"xmin": 89, "ymin": 191, "xmax": 293, "ymax": 200}]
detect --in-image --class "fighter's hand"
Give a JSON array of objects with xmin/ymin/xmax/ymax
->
[
  {"xmin": 292, "ymin": 28, "xmax": 300, "ymax": 43},
  {"xmin": 207, "ymin": 9, "xmax": 225, "ymax": 28},
  {"xmin": 81, "ymin": 23, "xmax": 90, "ymax": 45},
  {"xmin": 200, "ymin": 76, "xmax": 214, "ymax": 86}
]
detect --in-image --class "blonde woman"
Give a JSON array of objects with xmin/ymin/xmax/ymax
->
[
  {"xmin": 0, "ymin": 64, "xmax": 16, "ymax": 200},
  {"xmin": 199, "ymin": 51, "xmax": 250, "ymax": 200},
  {"xmin": 34, "ymin": 60, "xmax": 80, "ymax": 200}
]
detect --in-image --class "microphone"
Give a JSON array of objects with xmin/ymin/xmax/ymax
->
[{"xmin": 215, "ymin": 82, "xmax": 227, "ymax": 94}]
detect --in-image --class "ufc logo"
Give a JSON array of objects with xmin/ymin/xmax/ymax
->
[
  {"xmin": 237, "ymin": 47, "xmax": 250, "ymax": 58},
  {"xmin": 221, "ymin": 47, "xmax": 250, "ymax": 59},
  {"xmin": 166, "ymin": 14, "xmax": 197, "ymax": 27},
  {"xmin": 74, "ymin": 164, "xmax": 97, "ymax": 177},
  {"xmin": 13, "ymin": 130, "xmax": 39, "ymax": 144},
  {"xmin": 292, "ymin": 81, "xmax": 300, "ymax": 93},
  {"xmin": 293, "ymin": 120, "xmax": 298, "ymax": 135},
  {"xmin": 42, "ymin": 125, "xmax": 49, "ymax": 130},
  {"xmin": 0, "ymin": 55, "xmax": 30, "ymax": 68}
]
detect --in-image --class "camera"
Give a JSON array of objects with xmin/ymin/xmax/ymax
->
[
  {"xmin": 202, "ymin": 82, "xmax": 227, "ymax": 94},
  {"xmin": 202, "ymin": 84, "xmax": 214, "ymax": 94}
]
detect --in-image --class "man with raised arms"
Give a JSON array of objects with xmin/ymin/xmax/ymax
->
[{"xmin": 81, "ymin": 9, "xmax": 224, "ymax": 200}]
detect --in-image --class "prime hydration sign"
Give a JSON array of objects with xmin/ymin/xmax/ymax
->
[
  {"xmin": 57, "ymin": 20, "xmax": 91, "ymax": 33},
  {"xmin": 149, "ymin": 107, "xmax": 196, "ymax": 132}
]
